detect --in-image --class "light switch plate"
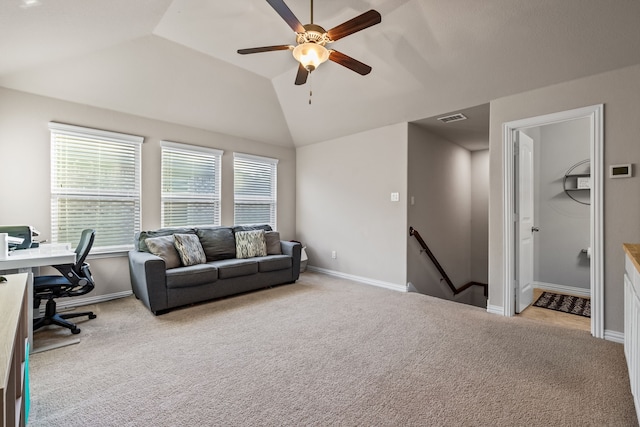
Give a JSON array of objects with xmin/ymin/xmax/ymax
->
[{"xmin": 391, "ymin": 192, "xmax": 400, "ymax": 202}]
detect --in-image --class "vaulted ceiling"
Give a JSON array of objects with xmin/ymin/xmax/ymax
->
[{"xmin": 1, "ymin": 0, "xmax": 640, "ymax": 149}]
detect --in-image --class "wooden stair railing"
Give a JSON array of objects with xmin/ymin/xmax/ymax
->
[{"xmin": 409, "ymin": 226, "xmax": 487, "ymax": 297}]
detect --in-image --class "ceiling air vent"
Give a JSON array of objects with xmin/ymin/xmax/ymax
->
[{"xmin": 437, "ymin": 113, "xmax": 467, "ymax": 124}]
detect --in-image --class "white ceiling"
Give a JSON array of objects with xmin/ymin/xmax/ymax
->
[
  {"xmin": 1, "ymin": 0, "xmax": 640, "ymax": 149},
  {"xmin": 413, "ymin": 103, "xmax": 490, "ymax": 152}
]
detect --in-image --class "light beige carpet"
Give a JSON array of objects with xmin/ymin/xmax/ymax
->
[{"xmin": 29, "ymin": 272, "xmax": 638, "ymax": 426}]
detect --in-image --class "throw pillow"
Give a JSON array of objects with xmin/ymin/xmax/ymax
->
[
  {"xmin": 264, "ymin": 231, "xmax": 282, "ymax": 255},
  {"xmin": 137, "ymin": 227, "xmax": 196, "ymax": 252},
  {"xmin": 235, "ymin": 230, "xmax": 267, "ymax": 259},
  {"xmin": 173, "ymin": 233, "xmax": 206, "ymax": 266},
  {"xmin": 145, "ymin": 235, "xmax": 181, "ymax": 269},
  {"xmin": 197, "ymin": 227, "xmax": 236, "ymax": 261}
]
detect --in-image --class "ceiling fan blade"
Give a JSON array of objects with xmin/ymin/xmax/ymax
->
[
  {"xmin": 237, "ymin": 45, "xmax": 292, "ymax": 55},
  {"xmin": 266, "ymin": 0, "xmax": 305, "ymax": 33},
  {"xmin": 327, "ymin": 10, "xmax": 381, "ymax": 41},
  {"xmin": 329, "ymin": 50, "xmax": 372, "ymax": 75},
  {"xmin": 295, "ymin": 63, "xmax": 309, "ymax": 85}
]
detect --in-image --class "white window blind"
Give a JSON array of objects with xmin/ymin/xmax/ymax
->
[
  {"xmin": 161, "ymin": 141, "xmax": 223, "ymax": 227},
  {"xmin": 49, "ymin": 122, "xmax": 143, "ymax": 252},
  {"xmin": 233, "ymin": 153, "xmax": 278, "ymax": 229}
]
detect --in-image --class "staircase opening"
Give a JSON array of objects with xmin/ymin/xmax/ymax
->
[
  {"xmin": 409, "ymin": 226, "xmax": 487, "ymax": 300},
  {"xmin": 408, "ymin": 104, "xmax": 489, "ymax": 309}
]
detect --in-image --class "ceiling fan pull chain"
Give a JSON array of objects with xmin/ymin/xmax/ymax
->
[{"xmin": 309, "ymin": 73, "xmax": 313, "ymax": 105}]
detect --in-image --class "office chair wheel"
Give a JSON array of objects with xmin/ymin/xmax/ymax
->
[
  {"xmin": 71, "ymin": 327, "xmax": 81, "ymax": 334},
  {"xmin": 89, "ymin": 314, "xmax": 97, "ymax": 319}
]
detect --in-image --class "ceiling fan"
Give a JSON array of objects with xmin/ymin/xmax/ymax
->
[{"xmin": 237, "ymin": 0, "xmax": 382, "ymax": 85}]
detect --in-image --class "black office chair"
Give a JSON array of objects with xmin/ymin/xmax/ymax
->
[{"xmin": 33, "ymin": 229, "xmax": 97, "ymax": 334}]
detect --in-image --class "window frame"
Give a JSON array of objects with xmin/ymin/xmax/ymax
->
[
  {"xmin": 233, "ymin": 152, "xmax": 279, "ymax": 229},
  {"xmin": 49, "ymin": 122, "xmax": 143, "ymax": 253},
  {"xmin": 161, "ymin": 141, "xmax": 223, "ymax": 228}
]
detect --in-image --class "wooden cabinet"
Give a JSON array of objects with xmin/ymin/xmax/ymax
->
[
  {"xmin": 624, "ymin": 245, "xmax": 640, "ymax": 418},
  {"xmin": 0, "ymin": 273, "xmax": 28, "ymax": 427}
]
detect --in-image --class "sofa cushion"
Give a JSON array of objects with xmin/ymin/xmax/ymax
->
[
  {"xmin": 166, "ymin": 264, "xmax": 218, "ymax": 289},
  {"xmin": 144, "ymin": 235, "xmax": 181, "ymax": 269},
  {"xmin": 174, "ymin": 233, "xmax": 206, "ymax": 266},
  {"xmin": 213, "ymin": 258, "xmax": 259, "ymax": 279},
  {"xmin": 257, "ymin": 255, "xmax": 292, "ymax": 272},
  {"xmin": 264, "ymin": 231, "xmax": 282, "ymax": 255},
  {"xmin": 235, "ymin": 230, "xmax": 267, "ymax": 259},
  {"xmin": 136, "ymin": 227, "xmax": 196, "ymax": 252},
  {"xmin": 196, "ymin": 227, "xmax": 236, "ymax": 261}
]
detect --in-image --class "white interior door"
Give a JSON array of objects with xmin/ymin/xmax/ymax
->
[
  {"xmin": 516, "ymin": 131, "xmax": 535, "ymax": 313},
  {"xmin": 502, "ymin": 105, "xmax": 603, "ymax": 337}
]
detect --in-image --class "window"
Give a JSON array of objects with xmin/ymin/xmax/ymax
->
[
  {"xmin": 233, "ymin": 153, "xmax": 278, "ymax": 229},
  {"xmin": 49, "ymin": 122, "xmax": 143, "ymax": 252},
  {"xmin": 161, "ymin": 141, "xmax": 223, "ymax": 227}
]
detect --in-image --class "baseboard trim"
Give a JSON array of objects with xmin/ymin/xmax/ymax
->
[
  {"xmin": 486, "ymin": 304, "xmax": 504, "ymax": 315},
  {"xmin": 306, "ymin": 266, "xmax": 407, "ymax": 293},
  {"xmin": 533, "ymin": 282, "xmax": 590, "ymax": 298},
  {"xmin": 53, "ymin": 290, "xmax": 133, "ymax": 311},
  {"xmin": 604, "ymin": 329, "xmax": 624, "ymax": 344}
]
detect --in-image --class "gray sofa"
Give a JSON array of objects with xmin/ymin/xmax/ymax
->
[{"xmin": 128, "ymin": 224, "xmax": 301, "ymax": 315}]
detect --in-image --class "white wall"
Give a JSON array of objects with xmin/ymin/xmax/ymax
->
[
  {"xmin": 296, "ymin": 123, "xmax": 408, "ymax": 288},
  {"xmin": 0, "ymin": 87, "xmax": 297, "ymax": 299},
  {"xmin": 489, "ymin": 64, "xmax": 640, "ymax": 333},
  {"xmin": 471, "ymin": 149, "xmax": 489, "ymax": 284}
]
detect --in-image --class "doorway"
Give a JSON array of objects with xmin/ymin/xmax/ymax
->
[{"xmin": 501, "ymin": 105, "xmax": 604, "ymax": 338}]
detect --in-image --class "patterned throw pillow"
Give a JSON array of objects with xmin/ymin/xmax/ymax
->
[
  {"xmin": 235, "ymin": 230, "xmax": 267, "ymax": 259},
  {"xmin": 173, "ymin": 233, "xmax": 206, "ymax": 266},
  {"xmin": 136, "ymin": 227, "xmax": 196, "ymax": 252},
  {"xmin": 145, "ymin": 235, "xmax": 181, "ymax": 269}
]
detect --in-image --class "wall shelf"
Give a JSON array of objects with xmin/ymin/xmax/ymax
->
[{"xmin": 563, "ymin": 160, "xmax": 590, "ymax": 205}]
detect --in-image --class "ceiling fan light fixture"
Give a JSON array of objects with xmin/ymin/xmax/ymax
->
[
  {"xmin": 238, "ymin": 1, "xmax": 381, "ymax": 85},
  {"xmin": 293, "ymin": 42, "xmax": 329, "ymax": 72}
]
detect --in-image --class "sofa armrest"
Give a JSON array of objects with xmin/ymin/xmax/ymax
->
[
  {"xmin": 128, "ymin": 250, "xmax": 169, "ymax": 314},
  {"xmin": 280, "ymin": 241, "xmax": 302, "ymax": 282}
]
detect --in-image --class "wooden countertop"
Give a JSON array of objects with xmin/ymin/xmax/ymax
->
[
  {"xmin": 0, "ymin": 273, "xmax": 27, "ymax": 392},
  {"xmin": 623, "ymin": 243, "xmax": 640, "ymax": 273}
]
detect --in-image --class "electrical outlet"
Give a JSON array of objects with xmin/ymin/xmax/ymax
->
[{"xmin": 331, "ymin": 250, "xmax": 337, "ymax": 259}]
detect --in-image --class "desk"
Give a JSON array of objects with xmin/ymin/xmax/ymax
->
[{"xmin": 0, "ymin": 244, "xmax": 76, "ymax": 352}]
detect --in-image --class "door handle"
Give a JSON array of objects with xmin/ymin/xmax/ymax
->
[{"xmin": 531, "ymin": 226, "xmax": 540, "ymax": 232}]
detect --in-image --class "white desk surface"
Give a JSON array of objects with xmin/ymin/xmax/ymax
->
[{"xmin": 0, "ymin": 243, "xmax": 76, "ymax": 269}]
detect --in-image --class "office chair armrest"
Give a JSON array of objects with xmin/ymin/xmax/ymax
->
[
  {"xmin": 52, "ymin": 263, "xmax": 76, "ymax": 278},
  {"xmin": 45, "ymin": 262, "xmax": 95, "ymax": 297},
  {"xmin": 128, "ymin": 250, "xmax": 169, "ymax": 315}
]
